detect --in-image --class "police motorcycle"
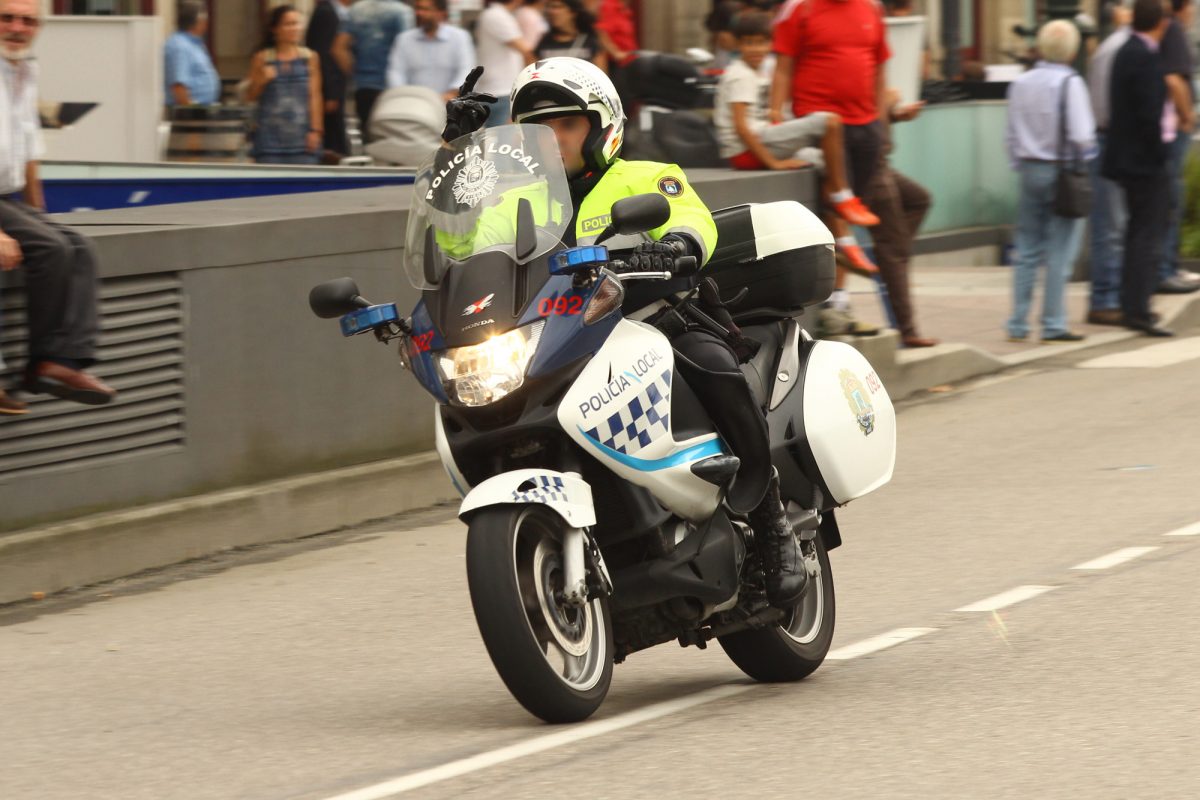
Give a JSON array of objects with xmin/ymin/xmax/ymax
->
[{"xmin": 309, "ymin": 123, "xmax": 896, "ymax": 724}]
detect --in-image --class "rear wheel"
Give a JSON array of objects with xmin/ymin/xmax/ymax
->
[
  {"xmin": 718, "ymin": 529, "xmax": 835, "ymax": 682},
  {"xmin": 466, "ymin": 505, "xmax": 614, "ymax": 723}
]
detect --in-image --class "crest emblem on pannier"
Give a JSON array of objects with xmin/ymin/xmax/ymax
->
[
  {"xmin": 839, "ymin": 369, "xmax": 875, "ymax": 436},
  {"xmin": 453, "ymin": 156, "xmax": 499, "ymax": 208}
]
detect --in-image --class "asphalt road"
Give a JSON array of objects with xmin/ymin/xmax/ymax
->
[{"xmin": 3, "ymin": 332, "xmax": 1199, "ymax": 800}]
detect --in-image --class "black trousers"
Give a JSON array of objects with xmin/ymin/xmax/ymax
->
[
  {"xmin": 355, "ymin": 87, "xmax": 383, "ymax": 143},
  {"xmin": 672, "ymin": 328, "xmax": 771, "ymax": 515},
  {"xmin": 843, "ymin": 121, "xmax": 885, "ymax": 199},
  {"xmin": 1118, "ymin": 170, "xmax": 1170, "ymax": 324},
  {"xmin": 322, "ymin": 101, "xmax": 349, "ymax": 157},
  {"xmin": 0, "ymin": 198, "xmax": 100, "ymax": 368}
]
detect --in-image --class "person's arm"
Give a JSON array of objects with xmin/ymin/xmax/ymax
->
[
  {"xmin": 595, "ymin": 29, "xmax": 626, "ymax": 64},
  {"xmin": 1066, "ymin": 75, "xmax": 1098, "ymax": 159},
  {"xmin": 332, "ymin": 31, "xmax": 353, "ymax": 76},
  {"xmin": 768, "ymin": 54, "xmax": 793, "ymax": 125},
  {"xmin": 1166, "ymin": 74, "xmax": 1195, "ymax": 133},
  {"xmin": 164, "ymin": 39, "xmax": 193, "ymax": 106},
  {"xmin": 244, "ymin": 52, "xmax": 276, "ymax": 103},
  {"xmin": 386, "ymin": 32, "xmax": 408, "ymax": 87},
  {"xmin": 592, "ymin": 43, "xmax": 609, "ymax": 74},
  {"xmin": 308, "ymin": 50, "xmax": 324, "ymax": 153},
  {"xmin": 506, "ymin": 36, "xmax": 535, "ymax": 66},
  {"xmin": 22, "ymin": 161, "xmax": 44, "ymax": 211}
]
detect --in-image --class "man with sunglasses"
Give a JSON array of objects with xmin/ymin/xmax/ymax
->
[{"xmin": 0, "ymin": 0, "xmax": 117, "ymax": 412}]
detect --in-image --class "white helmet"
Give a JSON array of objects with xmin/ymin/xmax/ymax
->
[{"xmin": 510, "ymin": 57, "xmax": 626, "ymax": 172}]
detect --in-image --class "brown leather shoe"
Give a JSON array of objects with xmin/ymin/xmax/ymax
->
[
  {"xmin": 1086, "ymin": 308, "xmax": 1124, "ymax": 326},
  {"xmin": 902, "ymin": 335, "xmax": 939, "ymax": 348},
  {"xmin": 25, "ymin": 361, "xmax": 117, "ymax": 405},
  {"xmin": 0, "ymin": 389, "xmax": 28, "ymax": 415}
]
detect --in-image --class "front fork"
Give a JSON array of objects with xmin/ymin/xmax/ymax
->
[{"xmin": 560, "ymin": 527, "xmax": 613, "ymax": 608}]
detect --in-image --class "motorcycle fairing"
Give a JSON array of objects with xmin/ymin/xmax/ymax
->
[
  {"xmin": 406, "ymin": 300, "xmax": 448, "ymax": 403},
  {"xmin": 434, "ymin": 409, "xmax": 471, "ymax": 497},
  {"xmin": 518, "ymin": 274, "xmax": 623, "ymax": 379},
  {"xmin": 559, "ymin": 319, "xmax": 726, "ymax": 521},
  {"xmin": 458, "ymin": 468, "xmax": 597, "ymax": 528}
]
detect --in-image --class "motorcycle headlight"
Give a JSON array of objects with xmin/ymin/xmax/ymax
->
[{"xmin": 437, "ymin": 321, "xmax": 545, "ymax": 406}]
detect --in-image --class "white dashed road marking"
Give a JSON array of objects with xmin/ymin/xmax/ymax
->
[
  {"xmin": 321, "ymin": 518, "xmax": 1199, "ymax": 799},
  {"xmin": 321, "ymin": 684, "xmax": 755, "ymax": 799},
  {"xmin": 955, "ymin": 585, "xmax": 1057, "ymax": 613},
  {"xmin": 1164, "ymin": 521, "xmax": 1200, "ymax": 537},
  {"xmin": 1071, "ymin": 546, "xmax": 1160, "ymax": 571},
  {"xmin": 1078, "ymin": 337, "xmax": 1200, "ymax": 369},
  {"xmin": 826, "ymin": 627, "xmax": 936, "ymax": 660}
]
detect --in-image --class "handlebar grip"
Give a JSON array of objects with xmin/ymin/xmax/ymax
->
[{"xmin": 674, "ymin": 256, "xmax": 698, "ymax": 277}]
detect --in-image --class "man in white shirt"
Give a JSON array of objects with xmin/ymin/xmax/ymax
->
[
  {"xmin": 475, "ymin": 0, "xmax": 535, "ymax": 126},
  {"xmin": 0, "ymin": 0, "xmax": 116, "ymax": 411},
  {"xmin": 386, "ymin": 0, "xmax": 476, "ymax": 100}
]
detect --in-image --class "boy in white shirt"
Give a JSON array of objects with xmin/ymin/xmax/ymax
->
[{"xmin": 714, "ymin": 11, "xmax": 880, "ymax": 275}]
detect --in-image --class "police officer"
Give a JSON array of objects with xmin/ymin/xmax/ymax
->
[{"xmin": 444, "ymin": 57, "xmax": 807, "ymax": 608}]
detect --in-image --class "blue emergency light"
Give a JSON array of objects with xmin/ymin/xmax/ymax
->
[{"xmin": 550, "ymin": 245, "xmax": 609, "ymax": 275}]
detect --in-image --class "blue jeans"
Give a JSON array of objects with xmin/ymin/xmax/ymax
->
[
  {"xmin": 1159, "ymin": 130, "xmax": 1191, "ymax": 282},
  {"xmin": 1008, "ymin": 160, "xmax": 1085, "ymax": 338},
  {"xmin": 1088, "ymin": 132, "xmax": 1126, "ymax": 311}
]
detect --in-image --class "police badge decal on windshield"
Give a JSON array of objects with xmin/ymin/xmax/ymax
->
[{"xmin": 453, "ymin": 157, "xmax": 500, "ymax": 208}]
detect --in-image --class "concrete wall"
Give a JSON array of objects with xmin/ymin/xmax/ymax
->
[{"xmin": 0, "ymin": 169, "xmax": 817, "ymax": 532}]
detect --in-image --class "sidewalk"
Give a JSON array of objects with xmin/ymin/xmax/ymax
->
[
  {"xmin": 4, "ymin": 264, "xmax": 1200, "ymax": 605},
  {"xmin": 846, "ymin": 264, "xmax": 1200, "ymax": 376}
]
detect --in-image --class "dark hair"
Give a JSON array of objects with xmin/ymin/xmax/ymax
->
[
  {"xmin": 1172, "ymin": 0, "xmax": 1192, "ymax": 12},
  {"xmin": 733, "ymin": 10, "xmax": 773, "ymax": 39},
  {"xmin": 1133, "ymin": 0, "xmax": 1165, "ymax": 30},
  {"xmin": 259, "ymin": 5, "xmax": 298, "ymax": 51},
  {"xmin": 548, "ymin": 0, "xmax": 596, "ymax": 35},
  {"xmin": 705, "ymin": 1, "xmax": 742, "ymax": 33},
  {"xmin": 422, "ymin": 0, "xmax": 449, "ymax": 11},
  {"xmin": 177, "ymin": 0, "xmax": 205, "ymax": 32}
]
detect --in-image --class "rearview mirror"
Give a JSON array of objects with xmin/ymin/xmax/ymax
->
[
  {"xmin": 309, "ymin": 277, "xmax": 370, "ymax": 319},
  {"xmin": 595, "ymin": 194, "xmax": 672, "ymax": 245}
]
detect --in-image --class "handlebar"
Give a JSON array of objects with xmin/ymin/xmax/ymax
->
[{"xmin": 608, "ymin": 255, "xmax": 698, "ymax": 280}]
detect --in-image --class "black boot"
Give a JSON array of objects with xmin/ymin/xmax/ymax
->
[{"xmin": 749, "ymin": 468, "xmax": 808, "ymax": 608}]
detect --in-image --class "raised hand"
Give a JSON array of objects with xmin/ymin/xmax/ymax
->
[{"xmin": 442, "ymin": 66, "xmax": 498, "ymax": 142}]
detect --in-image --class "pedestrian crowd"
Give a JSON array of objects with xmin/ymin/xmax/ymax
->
[
  {"xmin": 1007, "ymin": 0, "xmax": 1199, "ymax": 342},
  {"xmin": 4, "ymin": 0, "xmax": 1200, "ymax": 416}
]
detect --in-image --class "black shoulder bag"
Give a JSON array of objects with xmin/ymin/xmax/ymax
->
[{"xmin": 1054, "ymin": 74, "xmax": 1092, "ymax": 218}]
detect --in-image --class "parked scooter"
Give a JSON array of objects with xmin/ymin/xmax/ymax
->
[{"xmin": 309, "ymin": 124, "xmax": 896, "ymax": 723}]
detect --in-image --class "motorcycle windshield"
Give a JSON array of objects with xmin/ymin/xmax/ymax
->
[{"xmin": 404, "ymin": 124, "xmax": 572, "ymax": 290}]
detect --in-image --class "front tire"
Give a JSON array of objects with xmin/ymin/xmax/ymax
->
[
  {"xmin": 466, "ymin": 505, "xmax": 614, "ymax": 723},
  {"xmin": 718, "ymin": 529, "xmax": 835, "ymax": 682}
]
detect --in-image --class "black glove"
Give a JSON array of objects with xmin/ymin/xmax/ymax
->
[
  {"xmin": 442, "ymin": 66, "xmax": 497, "ymax": 143},
  {"xmin": 628, "ymin": 239, "xmax": 686, "ymax": 272}
]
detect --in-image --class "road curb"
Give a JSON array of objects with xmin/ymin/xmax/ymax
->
[
  {"xmin": 0, "ymin": 451, "xmax": 460, "ymax": 605},
  {"xmin": 5, "ymin": 292, "xmax": 1198, "ymax": 605}
]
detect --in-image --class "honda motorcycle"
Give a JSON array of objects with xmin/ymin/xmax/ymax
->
[{"xmin": 309, "ymin": 124, "xmax": 896, "ymax": 723}]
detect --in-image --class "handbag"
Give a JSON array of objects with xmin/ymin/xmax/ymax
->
[{"xmin": 1053, "ymin": 74, "xmax": 1092, "ymax": 219}]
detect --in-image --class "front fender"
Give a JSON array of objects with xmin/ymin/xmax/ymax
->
[{"xmin": 457, "ymin": 469, "xmax": 597, "ymax": 529}]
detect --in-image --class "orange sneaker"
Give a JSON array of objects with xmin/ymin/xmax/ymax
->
[
  {"xmin": 835, "ymin": 243, "xmax": 879, "ymax": 277},
  {"xmin": 831, "ymin": 196, "xmax": 880, "ymax": 227}
]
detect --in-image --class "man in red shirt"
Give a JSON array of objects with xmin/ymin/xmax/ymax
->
[
  {"xmin": 770, "ymin": 0, "xmax": 891, "ymax": 195},
  {"xmin": 769, "ymin": 0, "xmax": 909, "ymax": 335}
]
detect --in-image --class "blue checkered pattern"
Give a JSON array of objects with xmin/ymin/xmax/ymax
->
[
  {"xmin": 511, "ymin": 475, "xmax": 569, "ymax": 503},
  {"xmin": 583, "ymin": 368, "xmax": 672, "ymax": 455}
]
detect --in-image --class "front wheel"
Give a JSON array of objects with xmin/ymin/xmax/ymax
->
[
  {"xmin": 718, "ymin": 529, "xmax": 835, "ymax": 682},
  {"xmin": 466, "ymin": 505, "xmax": 614, "ymax": 723}
]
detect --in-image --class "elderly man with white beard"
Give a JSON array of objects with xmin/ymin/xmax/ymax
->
[{"xmin": 0, "ymin": 0, "xmax": 116, "ymax": 415}]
